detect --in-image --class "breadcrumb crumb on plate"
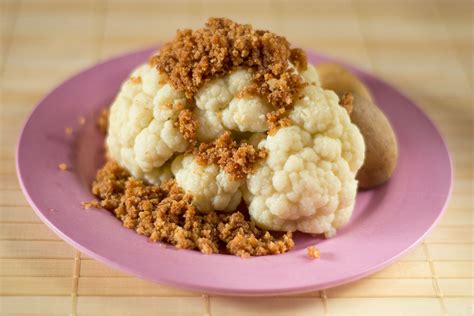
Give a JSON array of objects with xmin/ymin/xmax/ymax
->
[
  {"xmin": 81, "ymin": 200, "xmax": 101, "ymax": 209},
  {"xmin": 96, "ymin": 109, "xmax": 109, "ymax": 134},
  {"xmin": 307, "ymin": 246, "xmax": 320, "ymax": 259}
]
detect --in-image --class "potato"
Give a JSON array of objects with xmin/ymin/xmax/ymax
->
[
  {"xmin": 316, "ymin": 63, "xmax": 373, "ymax": 102},
  {"xmin": 350, "ymin": 93, "xmax": 398, "ymax": 189}
]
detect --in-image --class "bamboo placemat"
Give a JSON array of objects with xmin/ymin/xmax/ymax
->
[{"xmin": 0, "ymin": 0, "xmax": 472, "ymax": 315}]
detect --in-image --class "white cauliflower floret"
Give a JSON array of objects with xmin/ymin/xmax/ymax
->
[
  {"xmin": 195, "ymin": 68, "xmax": 252, "ymax": 113},
  {"xmin": 195, "ymin": 78, "xmax": 233, "ymax": 111},
  {"xmin": 171, "ymin": 155, "xmax": 243, "ymax": 212},
  {"xmin": 290, "ymin": 86, "xmax": 365, "ymax": 173},
  {"xmin": 323, "ymin": 90, "xmax": 365, "ymax": 172},
  {"xmin": 245, "ymin": 82, "xmax": 365, "ymax": 236},
  {"xmin": 227, "ymin": 68, "xmax": 253, "ymax": 94},
  {"xmin": 143, "ymin": 161, "xmax": 173, "ymax": 185},
  {"xmin": 192, "ymin": 67, "xmax": 272, "ymax": 136},
  {"xmin": 106, "ymin": 64, "xmax": 189, "ymax": 181},
  {"xmin": 222, "ymin": 97, "xmax": 272, "ymax": 132}
]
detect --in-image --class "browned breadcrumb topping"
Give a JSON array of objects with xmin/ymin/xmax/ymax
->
[
  {"xmin": 340, "ymin": 92, "xmax": 354, "ymax": 114},
  {"xmin": 65, "ymin": 127, "xmax": 73, "ymax": 135},
  {"xmin": 150, "ymin": 17, "xmax": 307, "ymax": 132},
  {"xmin": 88, "ymin": 160, "xmax": 294, "ymax": 257},
  {"xmin": 307, "ymin": 245, "xmax": 320, "ymax": 259},
  {"xmin": 97, "ymin": 108, "xmax": 109, "ymax": 134},
  {"xmin": 130, "ymin": 76, "xmax": 142, "ymax": 84},
  {"xmin": 194, "ymin": 131, "xmax": 267, "ymax": 180},
  {"xmin": 266, "ymin": 107, "xmax": 292, "ymax": 135},
  {"xmin": 175, "ymin": 100, "xmax": 186, "ymax": 111},
  {"xmin": 175, "ymin": 108, "xmax": 198, "ymax": 146},
  {"xmin": 289, "ymin": 48, "xmax": 308, "ymax": 70},
  {"xmin": 58, "ymin": 163, "xmax": 68, "ymax": 171},
  {"xmin": 82, "ymin": 200, "xmax": 101, "ymax": 209},
  {"xmin": 218, "ymin": 212, "xmax": 294, "ymax": 258}
]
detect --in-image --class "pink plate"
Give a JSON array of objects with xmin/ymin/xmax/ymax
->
[{"xmin": 16, "ymin": 48, "xmax": 452, "ymax": 296}]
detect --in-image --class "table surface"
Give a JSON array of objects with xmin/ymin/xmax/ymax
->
[{"xmin": 0, "ymin": 0, "xmax": 472, "ymax": 315}]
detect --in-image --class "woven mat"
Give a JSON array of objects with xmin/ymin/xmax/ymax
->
[{"xmin": 0, "ymin": 0, "xmax": 472, "ymax": 315}]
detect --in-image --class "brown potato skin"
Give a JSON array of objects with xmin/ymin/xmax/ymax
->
[
  {"xmin": 316, "ymin": 63, "xmax": 374, "ymax": 102},
  {"xmin": 350, "ymin": 93, "xmax": 398, "ymax": 189}
]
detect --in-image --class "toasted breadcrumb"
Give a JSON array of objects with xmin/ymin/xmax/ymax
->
[
  {"xmin": 82, "ymin": 200, "xmax": 101, "ymax": 209},
  {"xmin": 58, "ymin": 163, "xmax": 68, "ymax": 171},
  {"xmin": 218, "ymin": 212, "xmax": 294, "ymax": 258},
  {"xmin": 130, "ymin": 76, "xmax": 142, "ymax": 84},
  {"xmin": 65, "ymin": 127, "xmax": 73, "ymax": 135},
  {"xmin": 289, "ymin": 48, "xmax": 308, "ymax": 70},
  {"xmin": 194, "ymin": 131, "xmax": 267, "ymax": 180},
  {"xmin": 175, "ymin": 101, "xmax": 186, "ymax": 111},
  {"xmin": 175, "ymin": 109, "xmax": 198, "ymax": 146},
  {"xmin": 87, "ymin": 160, "xmax": 293, "ymax": 257},
  {"xmin": 340, "ymin": 92, "xmax": 354, "ymax": 114},
  {"xmin": 97, "ymin": 109, "xmax": 109, "ymax": 134},
  {"xmin": 266, "ymin": 108, "xmax": 292, "ymax": 135},
  {"xmin": 307, "ymin": 246, "xmax": 320, "ymax": 259},
  {"xmin": 150, "ymin": 18, "xmax": 307, "ymax": 133}
]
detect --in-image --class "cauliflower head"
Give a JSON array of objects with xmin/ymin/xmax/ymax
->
[{"xmin": 106, "ymin": 61, "xmax": 365, "ymax": 236}]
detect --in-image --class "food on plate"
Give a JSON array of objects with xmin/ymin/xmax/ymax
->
[
  {"xmin": 97, "ymin": 109, "xmax": 109, "ymax": 133},
  {"xmin": 88, "ymin": 18, "xmax": 368, "ymax": 256},
  {"xmin": 307, "ymin": 246, "xmax": 321, "ymax": 259},
  {"xmin": 348, "ymin": 93, "xmax": 398, "ymax": 188},
  {"xmin": 58, "ymin": 163, "xmax": 68, "ymax": 171}
]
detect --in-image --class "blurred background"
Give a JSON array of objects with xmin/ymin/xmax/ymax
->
[{"xmin": 0, "ymin": 0, "xmax": 472, "ymax": 315}]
